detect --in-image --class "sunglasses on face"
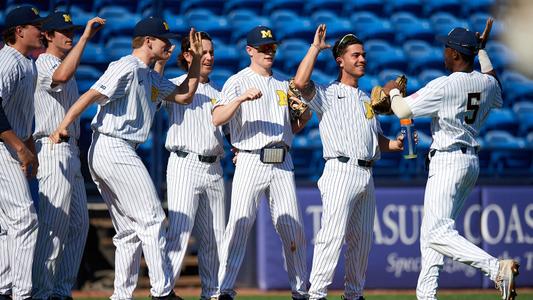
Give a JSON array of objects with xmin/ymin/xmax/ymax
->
[
  {"xmin": 335, "ymin": 34, "xmax": 360, "ymax": 57},
  {"xmin": 253, "ymin": 44, "xmax": 278, "ymax": 53}
]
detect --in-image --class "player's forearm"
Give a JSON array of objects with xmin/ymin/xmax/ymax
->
[
  {"xmin": 24, "ymin": 136, "xmax": 36, "ymax": 155},
  {"xmin": 0, "ymin": 130, "xmax": 26, "ymax": 152},
  {"xmin": 58, "ymin": 89, "xmax": 101, "ymax": 131},
  {"xmin": 293, "ymin": 45, "xmax": 320, "ymax": 100},
  {"xmin": 154, "ymin": 60, "xmax": 166, "ymax": 75},
  {"xmin": 52, "ymin": 36, "xmax": 89, "ymax": 85},
  {"xmin": 0, "ymin": 99, "xmax": 11, "ymax": 134},
  {"xmin": 212, "ymin": 100, "xmax": 243, "ymax": 126},
  {"xmin": 169, "ymin": 54, "xmax": 201, "ymax": 104},
  {"xmin": 390, "ymin": 89, "xmax": 413, "ymax": 119}
]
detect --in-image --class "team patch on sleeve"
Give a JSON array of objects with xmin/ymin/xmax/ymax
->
[
  {"xmin": 276, "ymin": 90, "xmax": 288, "ymax": 106},
  {"xmin": 151, "ymin": 86, "xmax": 159, "ymax": 102}
]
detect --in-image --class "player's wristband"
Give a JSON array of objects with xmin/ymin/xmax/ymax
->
[{"xmin": 478, "ymin": 49, "xmax": 493, "ymax": 73}]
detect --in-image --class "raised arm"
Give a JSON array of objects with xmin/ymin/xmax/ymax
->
[
  {"xmin": 165, "ymin": 29, "xmax": 202, "ymax": 104},
  {"xmin": 49, "ymin": 89, "xmax": 106, "ymax": 143},
  {"xmin": 476, "ymin": 18, "xmax": 499, "ymax": 82},
  {"xmin": 212, "ymin": 88, "xmax": 262, "ymax": 126},
  {"xmin": 51, "ymin": 17, "xmax": 105, "ymax": 85},
  {"xmin": 293, "ymin": 24, "xmax": 330, "ymax": 100}
]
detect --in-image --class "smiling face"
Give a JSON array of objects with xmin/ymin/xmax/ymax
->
[
  {"xmin": 199, "ymin": 39, "xmax": 214, "ymax": 77},
  {"xmin": 336, "ymin": 43, "xmax": 366, "ymax": 79}
]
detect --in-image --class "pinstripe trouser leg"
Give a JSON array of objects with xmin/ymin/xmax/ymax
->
[
  {"xmin": 416, "ymin": 152, "xmax": 499, "ymax": 300},
  {"xmin": 0, "ymin": 144, "xmax": 39, "ymax": 300},
  {"xmin": 33, "ymin": 139, "xmax": 89, "ymax": 299},
  {"xmin": 217, "ymin": 153, "xmax": 307, "ymax": 298},
  {"xmin": 308, "ymin": 160, "xmax": 373, "ymax": 300},
  {"xmin": 0, "ymin": 217, "xmax": 11, "ymax": 296},
  {"xmin": 166, "ymin": 153, "xmax": 225, "ymax": 300},
  {"xmin": 88, "ymin": 133, "xmax": 171, "ymax": 300}
]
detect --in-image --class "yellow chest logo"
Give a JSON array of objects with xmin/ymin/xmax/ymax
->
[
  {"xmin": 151, "ymin": 86, "xmax": 159, "ymax": 102},
  {"xmin": 363, "ymin": 101, "xmax": 374, "ymax": 119},
  {"xmin": 210, "ymin": 98, "xmax": 217, "ymax": 105},
  {"xmin": 276, "ymin": 90, "xmax": 288, "ymax": 106}
]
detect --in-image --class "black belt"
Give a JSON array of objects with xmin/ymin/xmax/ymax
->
[
  {"xmin": 429, "ymin": 146, "xmax": 479, "ymax": 158},
  {"xmin": 336, "ymin": 156, "xmax": 373, "ymax": 168},
  {"xmin": 174, "ymin": 149, "xmax": 217, "ymax": 163}
]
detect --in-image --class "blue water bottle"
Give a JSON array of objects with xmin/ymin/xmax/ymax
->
[{"xmin": 400, "ymin": 118, "xmax": 417, "ymax": 159}]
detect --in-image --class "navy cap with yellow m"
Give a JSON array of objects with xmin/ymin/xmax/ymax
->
[{"xmin": 246, "ymin": 25, "xmax": 279, "ymax": 47}]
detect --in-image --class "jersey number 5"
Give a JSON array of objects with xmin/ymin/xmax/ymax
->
[{"xmin": 464, "ymin": 92, "xmax": 481, "ymax": 124}]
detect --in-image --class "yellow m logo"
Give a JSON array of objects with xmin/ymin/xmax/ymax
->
[
  {"xmin": 163, "ymin": 22, "xmax": 169, "ymax": 31},
  {"xmin": 31, "ymin": 7, "xmax": 39, "ymax": 15},
  {"xmin": 261, "ymin": 30, "xmax": 272, "ymax": 39},
  {"xmin": 63, "ymin": 14, "xmax": 72, "ymax": 23}
]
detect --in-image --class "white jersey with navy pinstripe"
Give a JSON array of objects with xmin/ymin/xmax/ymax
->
[
  {"xmin": 165, "ymin": 74, "xmax": 224, "ymax": 156},
  {"xmin": 214, "ymin": 67, "xmax": 293, "ymax": 150},
  {"xmin": 308, "ymin": 81, "xmax": 383, "ymax": 160},
  {"xmin": 90, "ymin": 55, "xmax": 176, "ymax": 143},
  {"xmin": 0, "ymin": 45, "xmax": 37, "ymax": 140},
  {"xmin": 405, "ymin": 71, "xmax": 503, "ymax": 149},
  {"xmin": 34, "ymin": 53, "xmax": 80, "ymax": 139}
]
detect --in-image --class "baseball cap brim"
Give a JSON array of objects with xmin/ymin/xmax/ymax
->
[
  {"xmin": 248, "ymin": 39, "xmax": 280, "ymax": 47},
  {"xmin": 435, "ymin": 35, "xmax": 476, "ymax": 56},
  {"xmin": 43, "ymin": 24, "xmax": 84, "ymax": 31},
  {"xmin": 153, "ymin": 32, "xmax": 180, "ymax": 40}
]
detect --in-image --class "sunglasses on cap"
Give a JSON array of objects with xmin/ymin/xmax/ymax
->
[
  {"xmin": 253, "ymin": 43, "xmax": 278, "ymax": 53},
  {"xmin": 334, "ymin": 34, "xmax": 361, "ymax": 57}
]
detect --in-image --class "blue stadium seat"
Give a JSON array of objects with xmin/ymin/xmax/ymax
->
[
  {"xmin": 485, "ymin": 42, "xmax": 516, "ymax": 73},
  {"xmin": 484, "ymin": 130, "xmax": 530, "ymax": 176},
  {"xmin": 224, "ymin": 0, "xmax": 264, "ymax": 14},
  {"xmin": 69, "ymin": 0, "xmax": 93, "ymax": 13},
  {"xmin": 513, "ymin": 102, "xmax": 533, "ymax": 136},
  {"xmin": 385, "ymin": 0, "xmax": 423, "ymax": 16},
  {"xmin": 210, "ymin": 68, "xmax": 233, "ymax": 88},
  {"xmin": 365, "ymin": 40, "xmax": 407, "ymax": 73},
  {"xmin": 189, "ymin": 16, "xmax": 232, "ymax": 44},
  {"xmin": 374, "ymin": 151, "xmax": 404, "ymax": 177},
  {"xmin": 181, "ymin": 0, "xmax": 225, "ymax": 14},
  {"xmin": 311, "ymin": 70, "xmax": 335, "ymax": 85},
  {"xmin": 105, "ymin": 37, "xmax": 132, "ymax": 62},
  {"xmin": 501, "ymin": 71, "xmax": 533, "ymax": 106},
  {"xmin": 358, "ymin": 75, "xmax": 379, "ymax": 96},
  {"xmin": 51, "ymin": 0, "xmax": 69, "ymax": 11},
  {"xmin": 98, "ymin": 8, "xmax": 140, "ymax": 43},
  {"xmin": 76, "ymin": 65, "xmax": 101, "ymax": 93},
  {"xmin": 462, "ymin": 0, "xmax": 495, "ymax": 16},
  {"xmin": 323, "ymin": 19, "xmax": 353, "ymax": 40},
  {"xmin": 346, "ymin": 0, "xmax": 383, "ymax": 16},
  {"xmin": 80, "ymin": 42, "xmax": 108, "ymax": 69},
  {"xmin": 377, "ymin": 114, "xmax": 397, "ymax": 135},
  {"xmin": 227, "ymin": 9, "xmax": 258, "ymax": 24},
  {"xmin": 304, "ymin": 0, "xmax": 344, "ymax": 15},
  {"xmin": 136, "ymin": 0, "xmax": 154, "ymax": 15},
  {"xmin": 184, "ymin": 8, "xmax": 214, "ymax": 23},
  {"xmin": 164, "ymin": 67, "xmax": 185, "ymax": 80},
  {"xmin": 160, "ymin": 0, "xmax": 183, "ymax": 15},
  {"xmin": 350, "ymin": 12, "xmax": 395, "ymax": 42},
  {"xmin": 7, "ymin": 0, "xmax": 49, "ymax": 11},
  {"xmin": 481, "ymin": 108, "xmax": 518, "ymax": 135},
  {"xmin": 377, "ymin": 68, "xmax": 405, "ymax": 84},
  {"xmin": 264, "ymin": 0, "xmax": 305, "ymax": 15},
  {"xmin": 272, "ymin": 12, "xmax": 314, "ymax": 40},
  {"xmin": 413, "ymin": 117, "xmax": 432, "ymax": 137},
  {"xmin": 69, "ymin": 5, "xmax": 92, "ymax": 24},
  {"xmin": 406, "ymin": 77, "xmax": 422, "ymax": 95},
  {"xmin": 278, "ymin": 39, "xmax": 308, "ymax": 73},
  {"xmin": 403, "ymin": 40, "xmax": 442, "ymax": 74},
  {"xmin": 469, "ymin": 13, "xmax": 503, "ymax": 39},
  {"xmin": 424, "ymin": 0, "xmax": 461, "ymax": 17},
  {"xmin": 94, "ymin": 0, "xmax": 136, "ymax": 13},
  {"xmin": 314, "ymin": 48, "xmax": 335, "ymax": 75},
  {"xmin": 310, "ymin": 10, "xmax": 337, "ymax": 24},
  {"xmin": 417, "ymin": 69, "xmax": 445, "ymax": 85},
  {"xmin": 230, "ymin": 16, "xmax": 272, "ymax": 43},
  {"xmin": 390, "ymin": 13, "xmax": 434, "ymax": 43},
  {"xmin": 213, "ymin": 43, "xmax": 239, "ymax": 72},
  {"xmin": 429, "ymin": 12, "xmax": 469, "ymax": 37},
  {"xmin": 164, "ymin": 14, "xmax": 189, "ymax": 36}
]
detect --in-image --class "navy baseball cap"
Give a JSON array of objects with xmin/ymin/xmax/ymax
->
[
  {"xmin": 42, "ymin": 11, "xmax": 83, "ymax": 32},
  {"xmin": 4, "ymin": 5, "xmax": 47, "ymax": 29},
  {"xmin": 246, "ymin": 25, "xmax": 279, "ymax": 47},
  {"xmin": 133, "ymin": 17, "xmax": 179, "ymax": 40},
  {"xmin": 436, "ymin": 27, "xmax": 479, "ymax": 56}
]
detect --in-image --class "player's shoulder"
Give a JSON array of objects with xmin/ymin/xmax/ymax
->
[
  {"xmin": 222, "ymin": 69, "xmax": 246, "ymax": 87},
  {"xmin": 109, "ymin": 55, "xmax": 139, "ymax": 71},
  {"xmin": 35, "ymin": 53, "xmax": 60, "ymax": 69},
  {"xmin": 0, "ymin": 47, "xmax": 22, "ymax": 70}
]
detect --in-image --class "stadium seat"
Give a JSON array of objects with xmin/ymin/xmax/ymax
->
[
  {"xmin": 212, "ymin": 43, "xmax": 239, "ymax": 72},
  {"xmin": 413, "ymin": 117, "xmax": 432, "ymax": 137},
  {"xmin": 263, "ymin": 0, "xmax": 305, "ymax": 15},
  {"xmin": 424, "ymin": 0, "xmax": 461, "ymax": 17},
  {"xmin": 345, "ymin": 0, "xmax": 383, "ymax": 16},
  {"xmin": 377, "ymin": 69, "xmax": 405, "ymax": 84},
  {"xmin": 481, "ymin": 108, "xmax": 518, "ymax": 135},
  {"xmin": 377, "ymin": 114, "xmax": 397, "ymax": 135},
  {"xmin": 181, "ymin": 0, "xmax": 225, "ymax": 14},
  {"xmin": 417, "ymin": 69, "xmax": 445, "ymax": 85},
  {"xmin": 94, "ymin": 0, "xmax": 136, "ymax": 13},
  {"xmin": 184, "ymin": 8, "xmax": 214, "ymax": 24},
  {"xmin": 469, "ymin": 13, "xmax": 504, "ymax": 39},
  {"xmin": 390, "ymin": 13, "xmax": 434, "ymax": 43},
  {"xmin": 311, "ymin": 70, "xmax": 335, "ymax": 85},
  {"xmin": 76, "ymin": 65, "xmax": 101, "ymax": 93},
  {"xmin": 136, "ymin": 0, "xmax": 154, "ymax": 15},
  {"xmin": 406, "ymin": 77, "xmax": 422, "ymax": 95},
  {"xmin": 98, "ymin": 8, "xmax": 140, "ymax": 43},
  {"xmin": 227, "ymin": 9, "xmax": 258, "ymax": 24},
  {"xmin": 210, "ymin": 68, "xmax": 233, "ymax": 89},
  {"xmin": 462, "ymin": 0, "xmax": 495, "ymax": 16},
  {"xmin": 350, "ymin": 12, "xmax": 395, "ymax": 42},
  {"xmin": 69, "ymin": 0, "xmax": 93, "ymax": 13},
  {"xmin": 80, "ymin": 42, "xmax": 108, "ymax": 69},
  {"xmin": 402, "ymin": 40, "xmax": 443, "ymax": 74},
  {"xmin": 485, "ymin": 42, "xmax": 516, "ymax": 73},
  {"xmin": 165, "ymin": 14, "xmax": 189, "ymax": 36},
  {"xmin": 385, "ymin": 0, "xmax": 424, "ymax": 16},
  {"xmin": 278, "ymin": 39, "xmax": 308, "ymax": 73},
  {"xmin": 358, "ymin": 75, "xmax": 379, "ymax": 96},
  {"xmin": 484, "ymin": 130, "xmax": 530, "ymax": 176},
  {"xmin": 513, "ymin": 102, "xmax": 533, "ymax": 136},
  {"xmin": 230, "ymin": 16, "xmax": 272, "ymax": 43},
  {"xmin": 323, "ymin": 19, "xmax": 353, "ymax": 40},
  {"xmin": 189, "ymin": 16, "xmax": 232, "ymax": 44},
  {"xmin": 429, "ymin": 12, "xmax": 469, "ymax": 37},
  {"xmin": 501, "ymin": 71, "xmax": 533, "ymax": 106},
  {"xmin": 271, "ymin": 11, "xmax": 314, "ymax": 40},
  {"xmin": 69, "ymin": 5, "xmax": 92, "ymax": 24},
  {"xmin": 365, "ymin": 40, "xmax": 407, "ymax": 74},
  {"xmin": 7, "ymin": 0, "xmax": 49, "ymax": 11},
  {"xmin": 224, "ymin": 0, "xmax": 264, "ymax": 14},
  {"xmin": 105, "ymin": 37, "xmax": 133, "ymax": 62},
  {"xmin": 304, "ymin": 0, "xmax": 344, "ymax": 15}
]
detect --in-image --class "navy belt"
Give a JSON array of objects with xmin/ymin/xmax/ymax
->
[
  {"xmin": 174, "ymin": 149, "xmax": 217, "ymax": 163},
  {"xmin": 429, "ymin": 146, "xmax": 480, "ymax": 158},
  {"xmin": 336, "ymin": 156, "xmax": 373, "ymax": 168}
]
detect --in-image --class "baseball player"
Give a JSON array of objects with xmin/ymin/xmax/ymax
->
[
  {"xmin": 385, "ymin": 19, "xmax": 520, "ymax": 300},
  {"xmin": 49, "ymin": 17, "xmax": 204, "ymax": 300},
  {"xmin": 31, "ymin": 12, "xmax": 105, "ymax": 300},
  {"xmin": 164, "ymin": 31, "xmax": 225, "ymax": 300},
  {"xmin": 293, "ymin": 25, "xmax": 408, "ymax": 300},
  {"xmin": 0, "ymin": 5, "xmax": 45, "ymax": 300},
  {"xmin": 212, "ymin": 25, "xmax": 310, "ymax": 300}
]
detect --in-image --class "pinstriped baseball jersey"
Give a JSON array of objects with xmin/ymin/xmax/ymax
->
[
  {"xmin": 34, "ymin": 53, "xmax": 80, "ymax": 139},
  {"xmin": 0, "ymin": 45, "xmax": 37, "ymax": 140},
  {"xmin": 90, "ymin": 55, "xmax": 176, "ymax": 143},
  {"xmin": 405, "ymin": 71, "xmax": 502, "ymax": 149},
  {"xmin": 307, "ymin": 81, "xmax": 383, "ymax": 161},
  {"xmin": 165, "ymin": 74, "xmax": 224, "ymax": 156},
  {"xmin": 215, "ymin": 67, "xmax": 293, "ymax": 150}
]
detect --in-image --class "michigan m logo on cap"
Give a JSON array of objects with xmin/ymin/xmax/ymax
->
[
  {"xmin": 63, "ymin": 14, "xmax": 72, "ymax": 23},
  {"xmin": 261, "ymin": 30, "xmax": 272, "ymax": 39},
  {"xmin": 31, "ymin": 7, "xmax": 39, "ymax": 15},
  {"xmin": 163, "ymin": 21, "xmax": 169, "ymax": 31}
]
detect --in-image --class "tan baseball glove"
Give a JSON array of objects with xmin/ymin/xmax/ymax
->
[
  {"xmin": 288, "ymin": 78, "xmax": 309, "ymax": 121},
  {"xmin": 370, "ymin": 75, "xmax": 408, "ymax": 115}
]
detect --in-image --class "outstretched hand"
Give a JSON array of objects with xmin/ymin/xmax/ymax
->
[
  {"xmin": 312, "ymin": 24, "xmax": 330, "ymax": 51},
  {"xmin": 189, "ymin": 28, "xmax": 203, "ymax": 57},
  {"xmin": 82, "ymin": 17, "xmax": 106, "ymax": 40},
  {"xmin": 476, "ymin": 17, "xmax": 493, "ymax": 50}
]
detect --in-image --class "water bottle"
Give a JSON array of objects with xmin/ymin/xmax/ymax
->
[{"xmin": 400, "ymin": 118, "xmax": 417, "ymax": 159}]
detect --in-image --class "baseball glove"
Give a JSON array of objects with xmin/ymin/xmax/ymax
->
[
  {"xmin": 288, "ymin": 78, "xmax": 309, "ymax": 121},
  {"xmin": 370, "ymin": 75, "xmax": 408, "ymax": 115}
]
